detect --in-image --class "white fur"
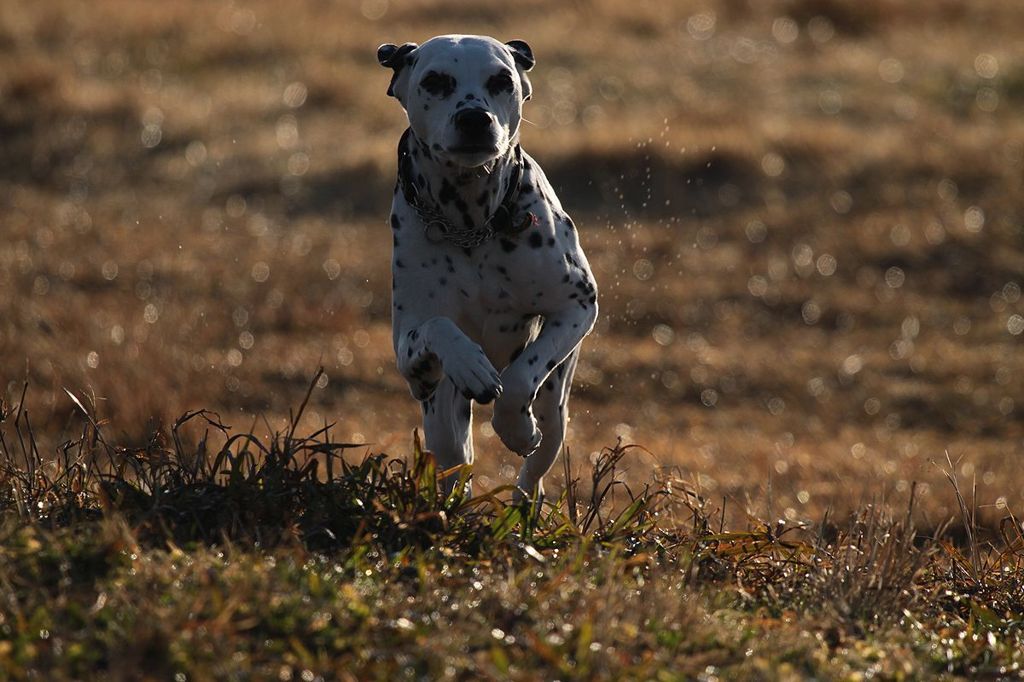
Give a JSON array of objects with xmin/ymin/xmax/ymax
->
[{"xmin": 381, "ymin": 35, "xmax": 598, "ymax": 500}]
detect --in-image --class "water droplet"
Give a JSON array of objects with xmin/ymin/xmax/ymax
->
[
  {"xmin": 652, "ymin": 324, "xmax": 675, "ymax": 346},
  {"xmin": 185, "ymin": 141, "xmax": 207, "ymax": 166},
  {"xmin": 140, "ymin": 123, "xmax": 162, "ymax": 148},
  {"xmin": 251, "ymin": 262, "xmax": 270, "ymax": 282},
  {"xmin": 745, "ymin": 220, "xmax": 767, "ymax": 243},
  {"xmin": 283, "ymin": 82, "xmax": 308, "ymax": 109},
  {"xmin": 761, "ymin": 152, "xmax": 785, "ymax": 177},
  {"xmin": 964, "ymin": 206, "xmax": 985, "ymax": 232},
  {"xmin": 841, "ymin": 355, "xmax": 864, "ymax": 375},
  {"xmin": 632, "ymin": 258, "xmax": 654, "ymax": 281},
  {"xmin": 685, "ymin": 12, "xmax": 716, "ymax": 41},
  {"xmin": 772, "ymin": 16, "xmax": 799, "ymax": 44},
  {"xmin": 884, "ymin": 267, "xmax": 905, "ymax": 288},
  {"xmin": 361, "ymin": 0, "xmax": 388, "ymax": 20},
  {"xmin": 974, "ymin": 53, "xmax": 999, "ymax": 79},
  {"xmin": 816, "ymin": 254, "xmax": 837, "ymax": 277},
  {"xmin": 878, "ymin": 58, "xmax": 904, "ymax": 83},
  {"xmin": 801, "ymin": 301, "xmax": 821, "ymax": 325}
]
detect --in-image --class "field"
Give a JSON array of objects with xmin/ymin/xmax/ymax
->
[{"xmin": 2, "ymin": 0, "xmax": 1024, "ymax": 678}]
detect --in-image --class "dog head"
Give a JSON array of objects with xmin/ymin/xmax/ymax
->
[{"xmin": 378, "ymin": 35, "xmax": 534, "ymax": 169}]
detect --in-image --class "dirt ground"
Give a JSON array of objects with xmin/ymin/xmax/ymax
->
[{"xmin": 2, "ymin": 0, "xmax": 1023, "ymax": 528}]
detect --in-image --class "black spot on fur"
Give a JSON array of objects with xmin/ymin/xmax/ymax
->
[
  {"xmin": 391, "ymin": 214, "xmax": 401, "ymax": 230},
  {"xmin": 486, "ymin": 71, "xmax": 514, "ymax": 97},
  {"xmin": 438, "ymin": 179, "xmax": 457, "ymax": 205},
  {"xmin": 500, "ymin": 238, "xmax": 517, "ymax": 253},
  {"xmin": 528, "ymin": 231, "xmax": 543, "ymax": 248},
  {"xmin": 546, "ymin": 360, "xmax": 556, "ymax": 371},
  {"xmin": 420, "ymin": 71, "xmax": 456, "ymax": 98}
]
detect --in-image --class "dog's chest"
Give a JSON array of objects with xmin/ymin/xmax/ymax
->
[{"xmin": 458, "ymin": 234, "xmax": 552, "ymax": 315}]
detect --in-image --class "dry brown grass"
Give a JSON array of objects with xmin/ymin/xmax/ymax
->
[{"xmin": 2, "ymin": 0, "xmax": 1024, "ymax": 534}]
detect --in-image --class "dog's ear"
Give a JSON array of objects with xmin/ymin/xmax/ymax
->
[
  {"xmin": 377, "ymin": 42, "xmax": 419, "ymax": 100},
  {"xmin": 505, "ymin": 40, "xmax": 535, "ymax": 71},
  {"xmin": 505, "ymin": 40, "xmax": 534, "ymax": 101}
]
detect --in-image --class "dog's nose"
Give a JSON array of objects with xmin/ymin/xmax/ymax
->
[{"xmin": 454, "ymin": 108, "xmax": 493, "ymax": 133}]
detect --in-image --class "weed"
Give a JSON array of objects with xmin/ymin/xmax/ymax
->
[{"xmin": 2, "ymin": 376, "xmax": 1023, "ymax": 679}]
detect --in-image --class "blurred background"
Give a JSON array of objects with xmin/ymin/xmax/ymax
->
[{"xmin": 1, "ymin": 0, "xmax": 1022, "ymax": 526}]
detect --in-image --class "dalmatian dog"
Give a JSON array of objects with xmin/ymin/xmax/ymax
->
[{"xmin": 377, "ymin": 35, "xmax": 598, "ymax": 500}]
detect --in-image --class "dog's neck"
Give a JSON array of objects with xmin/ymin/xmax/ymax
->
[{"xmin": 401, "ymin": 128, "xmax": 521, "ymax": 234}]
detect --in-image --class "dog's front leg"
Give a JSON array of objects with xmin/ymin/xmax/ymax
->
[
  {"xmin": 395, "ymin": 316, "xmax": 503, "ymax": 403},
  {"xmin": 491, "ymin": 303, "xmax": 598, "ymax": 456}
]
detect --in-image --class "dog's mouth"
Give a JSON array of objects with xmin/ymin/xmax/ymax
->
[{"xmin": 446, "ymin": 143, "xmax": 499, "ymax": 155}]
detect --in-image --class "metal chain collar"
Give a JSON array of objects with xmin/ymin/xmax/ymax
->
[{"xmin": 397, "ymin": 130, "xmax": 535, "ymax": 249}]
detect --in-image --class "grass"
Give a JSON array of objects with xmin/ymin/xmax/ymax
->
[{"xmin": 2, "ymin": 373, "xmax": 1023, "ymax": 680}]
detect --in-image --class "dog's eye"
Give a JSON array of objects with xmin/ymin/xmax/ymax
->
[
  {"xmin": 486, "ymin": 71, "xmax": 515, "ymax": 96},
  {"xmin": 420, "ymin": 71, "xmax": 456, "ymax": 98}
]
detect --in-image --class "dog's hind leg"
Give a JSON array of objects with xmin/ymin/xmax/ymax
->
[
  {"xmin": 513, "ymin": 347, "xmax": 579, "ymax": 502},
  {"xmin": 422, "ymin": 376, "xmax": 475, "ymax": 496}
]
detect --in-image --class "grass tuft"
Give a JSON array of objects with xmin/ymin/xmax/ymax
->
[{"xmin": 2, "ymin": 375, "xmax": 1023, "ymax": 678}]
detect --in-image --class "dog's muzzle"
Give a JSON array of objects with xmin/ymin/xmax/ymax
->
[{"xmin": 450, "ymin": 108, "xmax": 497, "ymax": 153}]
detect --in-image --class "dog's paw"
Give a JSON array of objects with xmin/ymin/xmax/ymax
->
[
  {"xmin": 492, "ymin": 399, "xmax": 542, "ymax": 457},
  {"xmin": 443, "ymin": 342, "xmax": 503, "ymax": 404}
]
